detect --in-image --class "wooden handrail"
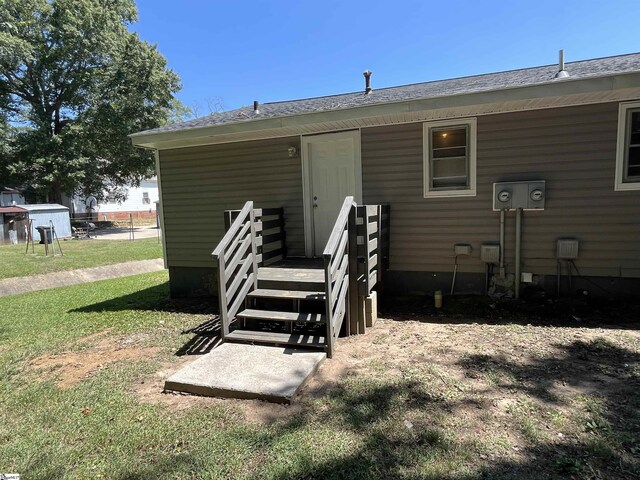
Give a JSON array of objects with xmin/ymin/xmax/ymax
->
[
  {"xmin": 212, "ymin": 201, "xmax": 258, "ymax": 339},
  {"xmin": 213, "ymin": 201, "xmax": 253, "ymax": 257},
  {"xmin": 322, "ymin": 197, "xmax": 355, "ymax": 256},
  {"xmin": 355, "ymin": 204, "xmax": 390, "ymax": 296},
  {"xmin": 224, "ymin": 206, "xmax": 286, "ymax": 266},
  {"xmin": 322, "ymin": 196, "xmax": 356, "ymax": 357}
]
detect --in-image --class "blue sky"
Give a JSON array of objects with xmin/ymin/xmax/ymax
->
[{"xmin": 133, "ymin": 0, "xmax": 640, "ymax": 112}]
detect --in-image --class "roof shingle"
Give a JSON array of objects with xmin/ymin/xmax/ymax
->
[{"xmin": 135, "ymin": 52, "xmax": 640, "ymax": 137}]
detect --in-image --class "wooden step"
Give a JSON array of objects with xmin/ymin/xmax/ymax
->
[
  {"xmin": 237, "ymin": 308, "xmax": 326, "ymax": 324},
  {"xmin": 248, "ymin": 289, "xmax": 326, "ymax": 301},
  {"xmin": 226, "ymin": 330, "xmax": 326, "ymax": 348},
  {"xmin": 257, "ymin": 267, "xmax": 324, "ymax": 291}
]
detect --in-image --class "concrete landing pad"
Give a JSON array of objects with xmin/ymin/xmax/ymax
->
[{"xmin": 164, "ymin": 343, "xmax": 326, "ymax": 404}]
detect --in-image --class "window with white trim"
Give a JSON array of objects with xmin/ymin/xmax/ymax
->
[
  {"xmin": 615, "ymin": 101, "xmax": 640, "ymax": 191},
  {"xmin": 142, "ymin": 191, "xmax": 150, "ymax": 204},
  {"xmin": 423, "ymin": 118, "xmax": 477, "ymax": 197}
]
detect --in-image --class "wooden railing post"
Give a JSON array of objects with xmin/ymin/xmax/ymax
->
[
  {"xmin": 322, "ymin": 196, "xmax": 355, "ymax": 355},
  {"xmin": 348, "ymin": 204, "xmax": 359, "ymax": 335},
  {"xmin": 248, "ymin": 202, "xmax": 259, "ymax": 290},
  {"xmin": 323, "ymin": 253, "xmax": 334, "ymax": 357},
  {"xmin": 375, "ymin": 205, "xmax": 383, "ymax": 286},
  {"xmin": 279, "ymin": 208, "xmax": 287, "ymax": 259},
  {"xmin": 216, "ymin": 250, "xmax": 230, "ymax": 338},
  {"xmin": 223, "ymin": 210, "xmax": 233, "ymax": 232},
  {"xmin": 382, "ymin": 204, "xmax": 390, "ymax": 273}
]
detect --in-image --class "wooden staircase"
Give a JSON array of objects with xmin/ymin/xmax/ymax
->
[
  {"xmin": 212, "ymin": 198, "xmax": 389, "ymax": 358},
  {"xmin": 226, "ymin": 266, "xmax": 328, "ymax": 349}
]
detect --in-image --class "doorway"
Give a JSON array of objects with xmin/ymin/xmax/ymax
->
[{"xmin": 302, "ymin": 130, "xmax": 362, "ymax": 257}]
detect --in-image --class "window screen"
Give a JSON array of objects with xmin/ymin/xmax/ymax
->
[
  {"xmin": 430, "ymin": 125, "xmax": 469, "ymax": 189},
  {"xmin": 626, "ymin": 109, "xmax": 640, "ymax": 180}
]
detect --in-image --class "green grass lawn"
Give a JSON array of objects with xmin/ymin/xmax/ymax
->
[
  {"xmin": 0, "ymin": 238, "xmax": 163, "ymax": 279},
  {"xmin": 1, "ymin": 272, "xmax": 638, "ymax": 479}
]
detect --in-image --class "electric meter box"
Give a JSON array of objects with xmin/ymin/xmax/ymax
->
[
  {"xmin": 557, "ymin": 238, "xmax": 579, "ymax": 259},
  {"xmin": 453, "ymin": 244, "xmax": 472, "ymax": 256},
  {"xmin": 480, "ymin": 244, "xmax": 500, "ymax": 264},
  {"xmin": 493, "ymin": 180, "xmax": 546, "ymax": 211}
]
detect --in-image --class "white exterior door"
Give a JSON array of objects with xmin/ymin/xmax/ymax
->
[{"xmin": 302, "ymin": 131, "xmax": 361, "ymax": 256}]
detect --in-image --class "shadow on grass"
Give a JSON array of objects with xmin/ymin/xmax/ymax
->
[
  {"xmin": 175, "ymin": 317, "xmax": 222, "ymax": 356},
  {"xmin": 254, "ymin": 339, "xmax": 638, "ymax": 479},
  {"xmin": 62, "ymin": 283, "xmax": 639, "ymax": 477},
  {"xmin": 69, "ymin": 282, "xmax": 221, "ymax": 356},
  {"xmin": 69, "ymin": 282, "xmax": 218, "ymax": 316},
  {"xmin": 112, "ymin": 453, "xmax": 201, "ymax": 480},
  {"xmin": 37, "ymin": 329, "xmax": 635, "ymax": 479}
]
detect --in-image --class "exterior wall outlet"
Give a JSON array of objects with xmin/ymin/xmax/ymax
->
[{"xmin": 521, "ymin": 272, "xmax": 533, "ymax": 283}]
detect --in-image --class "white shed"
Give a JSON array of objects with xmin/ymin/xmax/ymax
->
[{"xmin": 18, "ymin": 204, "xmax": 72, "ymax": 241}]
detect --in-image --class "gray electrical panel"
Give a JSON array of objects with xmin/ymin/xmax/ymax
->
[
  {"xmin": 557, "ymin": 238, "xmax": 579, "ymax": 259},
  {"xmin": 493, "ymin": 181, "xmax": 546, "ymax": 211},
  {"xmin": 480, "ymin": 244, "xmax": 500, "ymax": 264},
  {"xmin": 454, "ymin": 244, "xmax": 472, "ymax": 256}
]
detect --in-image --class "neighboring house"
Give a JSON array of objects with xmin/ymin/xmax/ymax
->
[
  {"xmin": 0, "ymin": 186, "xmax": 26, "ymax": 207},
  {"xmin": 64, "ymin": 178, "xmax": 159, "ymax": 220},
  {"xmin": 132, "ymin": 52, "xmax": 640, "ymax": 300}
]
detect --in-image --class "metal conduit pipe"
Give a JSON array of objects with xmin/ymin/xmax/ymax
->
[
  {"xmin": 450, "ymin": 255, "xmax": 459, "ymax": 295},
  {"xmin": 515, "ymin": 208, "xmax": 523, "ymax": 299},
  {"xmin": 499, "ymin": 209, "xmax": 506, "ymax": 277}
]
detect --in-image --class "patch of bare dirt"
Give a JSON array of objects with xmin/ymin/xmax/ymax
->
[
  {"xmin": 127, "ymin": 303, "xmax": 639, "ymax": 478},
  {"xmin": 133, "ymin": 314, "xmax": 639, "ymax": 436},
  {"xmin": 30, "ymin": 330, "xmax": 161, "ymax": 388}
]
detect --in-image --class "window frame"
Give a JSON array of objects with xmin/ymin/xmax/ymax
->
[
  {"xmin": 423, "ymin": 117, "xmax": 477, "ymax": 198},
  {"xmin": 615, "ymin": 101, "xmax": 640, "ymax": 191},
  {"xmin": 142, "ymin": 191, "xmax": 151, "ymax": 205}
]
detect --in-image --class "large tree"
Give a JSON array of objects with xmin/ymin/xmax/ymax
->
[{"xmin": 0, "ymin": 0, "xmax": 180, "ymax": 202}]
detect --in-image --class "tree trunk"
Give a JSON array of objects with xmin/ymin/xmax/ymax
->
[{"xmin": 50, "ymin": 180, "xmax": 63, "ymax": 205}]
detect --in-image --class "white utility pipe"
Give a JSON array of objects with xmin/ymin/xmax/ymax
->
[
  {"xmin": 515, "ymin": 208, "xmax": 522, "ymax": 299},
  {"xmin": 450, "ymin": 256, "xmax": 458, "ymax": 295},
  {"xmin": 499, "ymin": 209, "xmax": 506, "ymax": 277}
]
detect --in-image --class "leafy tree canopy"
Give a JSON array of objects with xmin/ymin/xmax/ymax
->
[{"xmin": 0, "ymin": 0, "xmax": 181, "ymax": 202}]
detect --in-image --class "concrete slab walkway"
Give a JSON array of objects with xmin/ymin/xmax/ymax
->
[
  {"xmin": 165, "ymin": 343, "xmax": 326, "ymax": 404},
  {"xmin": 0, "ymin": 258, "xmax": 164, "ymax": 297}
]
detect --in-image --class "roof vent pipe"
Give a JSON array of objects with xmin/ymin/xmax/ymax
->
[
  {"xmin": 363, "ymin": 70, "xmax": 372, "ymax": 94},
  {"xmin": 253, "ymin": 100, "xmax": 260, "ymax": 114},
  {"xmin": 554, "ymin": 50, "xmax": 570, "ymax": 79}
]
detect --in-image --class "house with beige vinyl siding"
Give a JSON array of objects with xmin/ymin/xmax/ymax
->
[{"xmin": 132, "ymin": 51, "xmax": 640, "ymax": 351}]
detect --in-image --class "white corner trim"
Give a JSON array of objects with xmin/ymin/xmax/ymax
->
[
  {"xmin": 423, "ymin": 117, "xmax": 477, "ymax": 198},
  {"xmin": 154, "ymin": 150, "xmax": 169, "ymax": 268},
  {"xmin": 301, "ymin": 135, "xmax": 313, "ymax": 257},
  {"xmin": 614, "ymin": 101, "xmax": 640, "ymax": 191}
]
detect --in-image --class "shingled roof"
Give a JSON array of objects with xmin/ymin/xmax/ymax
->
[{"xmin": 134, "ymin": 52, "xmax": 640, "ymax": 137}]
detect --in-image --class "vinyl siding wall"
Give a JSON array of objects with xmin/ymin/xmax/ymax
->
[
  {"xmin": 159, "ymin": 102, "xmax": 640, "ymax": 294},
  {"xmin": 159, "ymin": 136, "xmax": 304, "ymax": 269},
  {"xmin": 361, "ymin": 102, "xmax": 640, "ymax": 278}
]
